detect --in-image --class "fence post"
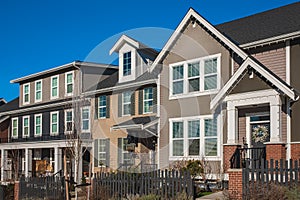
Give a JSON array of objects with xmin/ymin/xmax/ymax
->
[
  {"xmin": 228, "ymin": 169, "xmax": 243, "ymax": 200},
  {"xmin": 14, "ymin": 181, "xmax": 20, "ymax": 200}
]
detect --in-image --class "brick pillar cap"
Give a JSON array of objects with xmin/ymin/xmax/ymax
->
[
  {"xmin": 228, "ymin": 169, "xmax": 242, "ymax": 172},
  {"xmin": 223, "ymin": 144, "xmax": 242, "ymax": 146},
  {"xmin": 264, "ymin": 142, "xmax": 285, "ymax": 145}
]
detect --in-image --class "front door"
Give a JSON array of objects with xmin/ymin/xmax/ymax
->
[{"xmin": 247, "ymin": 114, "xmax": 270, "ymax": 165}]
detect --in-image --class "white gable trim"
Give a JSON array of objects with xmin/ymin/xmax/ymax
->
[
  {"xmin": 149, "ymin": 8, "xmax": 248, "ymax": 72},
  {"xmin": 210, "ymin": 58, "xmax": 299, "ymax": 110},
  {"xmin": 109, "ymin": 35, "xmax": 140, "ymax": 55}
]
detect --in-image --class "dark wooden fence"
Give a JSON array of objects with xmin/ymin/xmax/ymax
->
[
  {"xmin": 242, "ymin": 159, "xmax": 300, "ymax": 199},
  {"xmin": 19, "ymin": 176, "xmax": 65, "ymax": 200},
  {"xmin": 93, "ymin": 170, "xmax": 194, "ymax": 199}
]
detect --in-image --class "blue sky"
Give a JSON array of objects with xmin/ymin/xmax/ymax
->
[{"xmin": 0, "ymin": 0, "xmax": 298, "ymax": 101}]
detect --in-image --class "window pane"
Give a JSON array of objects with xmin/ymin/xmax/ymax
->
[
  {"xmin": 204, "ymin": 75, "xmax": 217, "ymax": 90},
  {"xmin": 123, "ymin": 104, "xmax": 131, "ymax": 115},
  {"xmin": 13, "ymin": 120, "xmax": 17, "ymax": 127},
  {"xmin": 144, "ymin": 101, "xmax": 153, "ymax": 113},
  {"xmin": 250, "ymin": 115, "xmax": 270, "ymax": 122},
  {"xmin": 144, "ymin": 88, "xmax": 153, "ymax": 100},
  {"xmin": 36, "ymin": 91, "xmax": 41, "ymax": 100},
  {"xmin": 99, "ymin": 107, "xmax": 106, "ymax": 118},
  {"xmin": 123, "ymin": 52, "xmax": 131, "ymax": 76},
  {"xmin": 24, "ymin": 118, "xmax": 28, "ymax": 126},
  {"xmin": 173, "ymin": 65, "xmax": 183, "ymax": 80},
  {"xmin": 52, "ymin": 114, "xmax": 58, "ymax": 123},
  {"xmin": 173, "ymin": 122, "xmax": 183, "ymax": 138},
  {"xmin": 189, "ymin": 139, "xmax": 200, "ymax": 156},
  {"xmin": 25, "ymin": 94, "xmax": 29, "ymax": 102},
  {"xmin": 36, "ymin": 116, "xmax": 41, "ymax": 125},
  {"xmin": 52, "ymin": 77, "xmax": 57, "ymax": 87},
  {"xmin": 67, "ymin": 84, "xmax": 73, "ymax": 93},
  {"xmin": 83, "ymin": 121, "xmax": 89, "ymax": 130},
  {"xmin": 188, "ymin": 78, "xmax": 200, "ymax": 92},
  {"xmin": 67, "ymin": 73, "xmax": 73, "ymax": 83},
  {"xmin": 204, "ymin": 58, "xmax": 217, "ymax": 74},
  {"xmin": 205, "ymin": 119, "xmax": 217, "ymax": 136},
  {"xmin": 52, "ymin": 88, "xmax": 57, "ymax": 96},
  {"xmin": 36, "ymin": 82, "xmax": 41, "ymax": 90},
  {"xmin": 99, "ymin": 96, "xmax": 106, "ymax": 106},
  {"xmin": 52, "ymin": 124, "xmax": 57, "ymax": 133},
  {"xmin": 82, "ymin": 109, "xmax": 89, "ymax": 119},
  {"xmin": 66, "ymin": 112, "xmax": 72, "ymax": 121},
  {"xmin": 173, "ymin": 80, "xmax": 183, "ymax": 95},
  {"xmin": 188, "ymin": 63, "xmax": 199, "ymax": 77},
  {"xmin": 24, "ymin": 85, "xmax": 29, "ymax": 93},
  {"xmin": 205, "ymin": 138, "xmax": 217, "ymax": 156},
  {"xmin": 173, "ymin": 140, "xmax": 184, "ymax": 156},
  {"xmin": 36, "ymin": 126, "xmax": 41, "ymax": 134},
  {"xmin": 188, "ymin": 120, "xmax": 200, "ymax": 137},
  {"xmin": 123, "ymin": 92, "xmax": 131, "ymax": 103}
]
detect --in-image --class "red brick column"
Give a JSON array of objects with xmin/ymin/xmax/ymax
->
[
  {"xmin": 223, "ymin": 144, "xmax": 241, "ymax": 172},
  {"xmin": 265, "ymin": 143, "xmax": 286, "ymax": 161},
  {"xmin": 291, "ymin": 143, "xmax": 300, "ymax": 160},
  {"xmin": 14, "ymin": 181, "xmax": 19, "ymax": 200},
  {"xmin": 228, "ymin": 169, "xmax": 243, "ymax": 200}
]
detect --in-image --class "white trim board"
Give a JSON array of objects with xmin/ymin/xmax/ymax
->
[{"xmin": 210, "ymin": 57, "xmax": 299, "ymax": 110}]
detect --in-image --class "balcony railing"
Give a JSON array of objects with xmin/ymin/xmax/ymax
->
[{"xmin": 0, "ymin": 134, "xmax": 67, "ymax": 143}]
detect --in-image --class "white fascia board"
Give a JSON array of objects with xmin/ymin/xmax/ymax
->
[
  {"xmin": 109, "ymin": 35, "xmax": 140, "ymax": 55},
  {"xmin": 150, "ymin": 8, "xmax": 248, "ymax": 72},
  {"xmin": 0, "ymin": 116, "xmax": 10, "ymax": 124},
  {"xmin": 84, "ymin": 79, "xmax": 157, "ymax": 97},
  {"xmin": 111, "ymin": 124, "xmax": 142, "ymax": 130},
  {"xmin": 240, "ymin": 31, "xmax": 300, "ymax": 49}
]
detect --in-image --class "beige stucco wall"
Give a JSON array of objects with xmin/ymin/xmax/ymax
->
[{"xmin": 159, "ymin": 21, "xmax": 232, "ymax": 169}]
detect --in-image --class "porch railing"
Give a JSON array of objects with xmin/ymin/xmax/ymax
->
[{"xmin": 230, "ymin": 147, "xmax": 266, "ymax": 169}]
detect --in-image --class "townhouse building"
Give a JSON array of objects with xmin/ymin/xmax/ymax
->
[
  {"xmin": 0, "ymin": 1, "xmax": 299, "ymax": 183},
  {"xmin": 0, "ymin": 61, "xmax": 117, "ymax": 182}
]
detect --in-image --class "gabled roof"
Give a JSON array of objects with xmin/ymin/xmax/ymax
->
[
  {"xmin": 149, "ymin": 8, "xmax": 248, "ymax": 72},
  {"xmin": 110, "ymin": 35, "xmax": 158, "ymax": 55},
  {"xmin": 210, "ymin": 57, "xmax": 299, "ymax": 110},
  {"xmin": 0, "ymin": 97, "xmax": 19, "ymax": 113},
  {"xmin": 216, "ymin": 2, "xmax": 300, "ymax": 46}
]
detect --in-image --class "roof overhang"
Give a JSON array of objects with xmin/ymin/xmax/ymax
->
[
  {"xmin": 210, "ymin": 57, "xmax": 299, "ymax": 110},
  {"xmin": 149, "ymin": 8, "xmax": 248, "ymax": 72},
  {"xmin": 0, "ymin": 116, "xmax": 10, "ymax": 124},
  {"xmin": 110, "ymin": 35, "xmax": 141, "ymax": 55}
]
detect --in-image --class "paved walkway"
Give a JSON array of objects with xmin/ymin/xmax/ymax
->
[{"xmin": 196, "ymin": 191, "xmax": 225, "ymax": 200}]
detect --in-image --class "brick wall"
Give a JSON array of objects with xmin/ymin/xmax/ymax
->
[
  {"xmin": 266, "ymin": 143, "xmax": 286, "ymax": 161},
  {"xmin": 223, "ymin": 145, "xmax": 241, "ymax": 172},
  {"xmin": 291, "ymin": 143, "xmax": 300, "ymax": 160},
  {"xmin": 228, "ymin": 169, "xmax": 243, "ymax": 200}
]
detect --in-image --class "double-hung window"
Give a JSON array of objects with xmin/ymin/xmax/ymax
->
[
  {"xmin": 35, "ymin": 80, "xmax": 42, "ymax": 102},
  {"xmin": 170, "ymin": 116, "xmax": 219, "ymax": 159},
  {"xmin": 97, "ymin": 139, "xmax": 109, "ymax": 167},
  {"xmin": 98, "ymin": 96, "xmax": 106, "ymax": 118},
  {"xmin": 23, "ymin": 83, "xmax": 30, "ymax": 104},
  {"xmin": 143, "ymin": 88, "xmax": 153, "ymax": 113},
  {"xmin": 65, "ymin": 110, "xmax": 73, "ymax": 133},
  {"xmin": 34, "ymin": 114, "xmax": 42, "ymax": 136},
  {"xmin": 123, "ymin": 52, "xmax": 131, "ymax": 76},
  {"xmin": 12, "ymin": 118, "xmax": 18, "ymax": 138},
  {"xmin": 82, "ymin": 107, "xmax": 90, "ymax": 132},
  {"xmin": 23, "ymin": 116, "xmax": 30, "ymax": 138},
  {"xmin": 170, "ymin": 54, "xmax": 220, "ymax": 98},
  {"xmin": 122, "ymin": 91, "xmax": 131, "ymax": 116},
  {"xmin": 51, "ymin": 76, "xmax": 59, "ymax": 99},
  {"xmin": 50, "ymin": 111, "xmax": 59, "ymax": 135},
  {"xmin": 65, "ymin": 72, "xmax": 73, "ymax": 95}
]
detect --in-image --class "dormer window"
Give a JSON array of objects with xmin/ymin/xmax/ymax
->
[{"xmin": 123, "ymin": 52, "xmax": 131, "ymax": 76}]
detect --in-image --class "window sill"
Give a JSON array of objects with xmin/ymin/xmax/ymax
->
[
  {"xmin": 169, "ymin": 90, "xmax": 219, "ymax": 100},
  {"xmin": 169, "ymin": 156, "xmax": 221, "ymax": 161}
]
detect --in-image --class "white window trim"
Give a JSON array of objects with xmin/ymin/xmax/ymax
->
[
  {"xmin": 81, "ymin": 107, "xmax": 90, "ymax": 133},
  {"xmin": 65, "ymin": 71, "xmax": 74, "ymax": 96},
  {"xmin": 51, "ymin": 75, "xmax": 59, "ymax": 99},
  {"xmin": 35, "ymin": 80, "xmax": 43, "ymax": 103},
  {"xmin": 11, "ymin": 117, "xmax": 18, "ymax": 139},
  {"xmin": 122, "ymin": 92, "xmax": 131, "ymax": 116},
  {"xmin": 34, "ymin": 114, "xmax": 42, "ymax": 137},
  {"xmin": 98, "ymin": 96, "xmax": 107, "ymax": 119},
  {"xmin": 120, "ymin": 138, "xmax": 133, "ymax": 165},
  {"xmin": 50, "ymin": 111, "xmax": 59, "ymax": 135},
  {"xmin": 97, "ymin": 138, "xmax": 108, "ymax": 167},
  {"xmin": 64, "ymin": 109, "xmax": 74, "ymax": 134},
  {"xmin": 22, "ymin": 116, "xmax": 30, "ymax": 138},
  {"xmin": 23, "ymin": 83, "xmax": 30, "ymax": 105},
  {"xmin": 143, "ymin": 88, "xmax": 153, "ymax": 114},
  {"xmin": 123, "ymin": 51, "xmax": 132, "ymax": 76},
  {"xmin": 169, "ymin": 115, "xmax": 221, "ymax": 161},
  {"xmin": 169, "ymin": 53, "xmax": 221, "ymax": 100}
]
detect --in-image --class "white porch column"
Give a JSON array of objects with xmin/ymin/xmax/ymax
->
[
  {"xmin": 25, "ymin": 148, "xmax": 32, "ymax": 177},
  {"xmin": 227, "ymin": 102, "xmax": 238, "ymax": 144},
  {"xmin": 1, "ymin": 149, "xmax": 7, "ymax": 181},
  {"xmin": 54, "ymin": 147, "xmax": 62, "ymax": 174},
  {"xmin": 270, "ymin": 96, "xmax": 282, "ymax": 143}
]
